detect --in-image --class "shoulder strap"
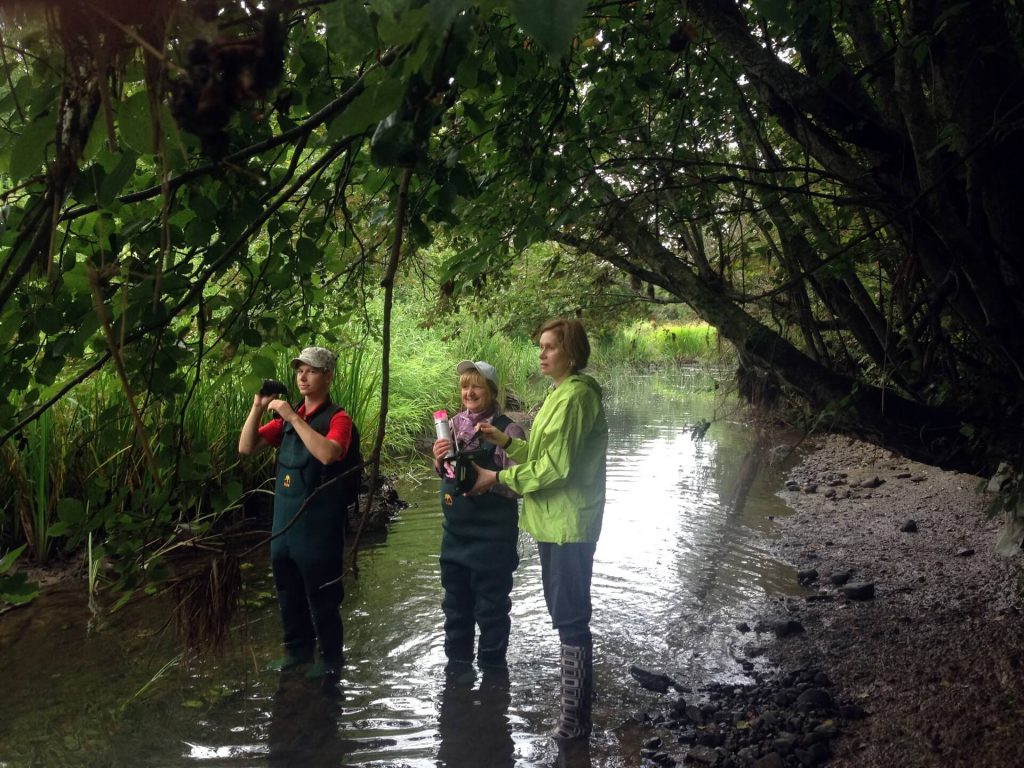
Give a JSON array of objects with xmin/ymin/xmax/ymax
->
[{"xmin": 306, "ymin": 401, "xmax": 341, "ymax": 435}]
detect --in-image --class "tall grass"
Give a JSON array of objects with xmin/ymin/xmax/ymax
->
[{"xmin": 591, "ymin": 321, "xmax": 726, "ymax": 368}]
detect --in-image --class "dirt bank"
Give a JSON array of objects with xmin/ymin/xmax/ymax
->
[{"xmin": 765, "ymin": 434, "xmax": 1024, "ymax": 768}]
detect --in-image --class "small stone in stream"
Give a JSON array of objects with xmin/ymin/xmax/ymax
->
[
  {"xmin": 824, "ymin": 488, "xmax": 836, "ymax": 499},
  {"xmin": 900, "ymin": 519, "xmax": 918, "ymax": 532},
  {"xmin": 911, "ymin": 474, "xmax": 927, "ymax": 482},
  {"xmin": 684, "ymin": 704, "xmax": 704, "ymax": 724},
  {"xmin": 640, "ymin": 748, "xmax": 658, "ymax": 760},
  {"xmin": 839, "ymin": 703, "xmax": 868, "ymax": 719},
  {"xmin": 736, "ymin": 621, "xmax": 751, "ymax": 633},
  {"xmin": 786, "ymin": 480, "xmax": 800, "ymax": 491},
  {"xmin": 772, "ymin": 732, "xmax": 798, "ymax": 754},
  {"xmin": 676, "ymin": 727, "xmax": 698, "ymax": 744},
  {"xmin": 841, "ymin": 582, "xmax": 875, "ymax": 600},
  {"xmin": 753, "ymin": 754, "xmax": 785, "ymax": 768},
  {"xmin": 812, "ymin": 722, "xmax": 840, "ymax": 740},
  {"xmin": 644, "ymin": 736, "xmax": 663, "ymax": 750},
  {"xmin": 813, "ymin": 671, "xmax": 831, "ymax": 687},
  {"xmin": 829, "ymin": 571, "xmax": 852, "ymax": 586},
  {"xmin": 801, "ymin": 483, "xmax": 818, "ymax": 493},
  {"xmin": 797, "ymin": 568, "xmax": 819, "ymax": 585},
  {"xmin": 653, "ymin": 751, "xmax": 674, "ymax": 766},
  {"xmin": 796, "ymin": 687, "xmax": 836, "ymax": 713},
  {"xmin": 860, "ymin": 476, "xmax": 884, "ymax": 488},
  {"xmin": 630, "ymin": 664, "xmax": 679, "ymax": 693},
  {"xmin": 957, "ymin": 548, "xmax": 975, "ymax": 557},
  {"xmin": 896, "ymin": 471, "xmax": 912, "ymax": 479},
  {"xmin": 772, "ymin": 619, "xmax": 805, "ymax": 638},
  {"xmin": 740, "ymin": 660, "xmax": 755, "ymax": 671},
  {"xmin": 632, "ymin": 711, "xmax": 652, "ymax": 723},
  {"xmin": 686, "ymin": 745, "xmax": 718, "ymax": 764}
]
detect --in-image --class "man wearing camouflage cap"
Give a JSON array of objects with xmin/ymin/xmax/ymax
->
[{"xmin": 239, "ymin": 346, "xmax": 360, "ymax": 680}]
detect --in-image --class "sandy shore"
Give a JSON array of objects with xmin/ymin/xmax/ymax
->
[{"xmin": 766, "ymin": 434, "xmax": 1024, "ymax": 768}]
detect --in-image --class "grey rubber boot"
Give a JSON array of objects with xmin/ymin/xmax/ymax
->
[{"xmin": 549, "ymin": 643, "xmax": 592, "ymax": 740}]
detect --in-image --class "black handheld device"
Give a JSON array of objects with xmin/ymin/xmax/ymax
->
[{"xmin": 258, "ymin": 378, "xmax": 289, "ymax": 397}]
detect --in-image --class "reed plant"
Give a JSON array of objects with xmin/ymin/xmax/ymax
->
[{"xmin": 591, "ymin": 321, "xmax": 725, "ymax": 368}]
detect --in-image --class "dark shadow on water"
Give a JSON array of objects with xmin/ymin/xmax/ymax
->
[
  {"xmin": 267, "ymin": 675, "xmax": 348, "ymax": 767},
  {"xmin": 436, "ymin": 664, "xmax": 515, "ymax": 768},
  {"xmin": 552, "ymin": 739, "xmax": 592, "ymax": 768}
]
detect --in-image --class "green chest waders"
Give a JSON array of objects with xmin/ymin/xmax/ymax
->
[
  {"xmin": 271, "ymin": 405, "xmax": 346, "ymax": 667},
  {"xmin": 438, "ymin": 415, "xmax": 519, "ymax": 667}
]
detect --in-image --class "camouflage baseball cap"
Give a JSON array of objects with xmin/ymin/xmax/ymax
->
[{"xmin": 290, "ymin": 346, "xmax": 337, "ymax": 373}]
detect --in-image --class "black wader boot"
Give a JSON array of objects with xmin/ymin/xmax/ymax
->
[{"xmin": 549, "ymin": 642, "xmax": 593, "ymax": 740}]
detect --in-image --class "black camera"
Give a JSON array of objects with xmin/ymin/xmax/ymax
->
[
  {"xmin": 452, "ymin": 451, "xmax": 484, "ymax": 494},
  {"xmin": 258, "ymin": 378, "xmax": 289, "ymax": 397}
]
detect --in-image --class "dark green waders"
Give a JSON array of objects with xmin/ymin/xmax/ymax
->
[
  {"xmin": 439, "ymin": 416, "xmax": 519, "ymax": 668},
  {"xmin": 271, "ymin": 405, "xmax": 350, "ymax": 670}
]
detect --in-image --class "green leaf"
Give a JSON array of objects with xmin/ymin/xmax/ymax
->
[
  {"xmin": 0, "ymin": 571, "xmax": 39, "ymax": 606},
  {"xmin": 8, "ymin": 115, "xmax": 53, "ymax": 182},
  {"xmin": 57, "ymin": 497, "xmax": 86, "ymax": 527},
  {"xmin": 322, "ymin": 0, "xmax": 378, "ymax": 62},
  {"xmin": 507, "ymin": 0, "xmax": 588, "ymax": 56},
  {"xmin": 119, "ymin": 91, "xmax": 155, "ymax": 154},
  {"xmin": 327, "ymin": 74, "xmax": 405, "ymax": 139},
  {"xmin": 250, "ymin": 355, "xmax": 278, "ymax": 379},
  {"xmin": 98, "ymin": 150, "xmax": 139, "ymax": 207},
  {"xmin": 0, "ymin": 544, "xmax": 27, "ymax": 575}
]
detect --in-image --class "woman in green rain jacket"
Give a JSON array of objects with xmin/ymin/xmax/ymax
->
[{"xmin": 471, "ymin": 318, "xmax": 608, "ymax": 742}]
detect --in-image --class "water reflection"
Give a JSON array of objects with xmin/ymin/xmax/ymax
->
[
  {"xmin": 436, "ymin": 664, "xmax": 514, "ymax": 768},
  {"xmin": 266, "ymin": 677, "xmax": 347, "ymax": 767}
]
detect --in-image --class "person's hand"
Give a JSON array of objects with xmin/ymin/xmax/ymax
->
[
  {"xmin": 465, "ymin": 462, "xmax": 497, "ymax": 496},
  {"xmin": 253, "ymin": 393, "xmax": 274, "ymax": 410},
  {"xmin": 432, "ymin": 439, "xmax": 451, "ymax": 469},
  {"xmin": 476, "ymin": 422, "xmax": 509, "ymax": 448},
  {"xmin": 268, "ymin": 399, "xmax": 296, "ymax": 422}
]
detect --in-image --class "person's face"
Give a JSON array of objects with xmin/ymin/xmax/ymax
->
[
  {"xmin": 460, "ymin": 374, "xmax": 494, "ymax": 414},
  {"xmin": 539, "ymin": 330, "xmax": 573, "ymax": 383},
  {"xmin": 295, "ymin": 364, "xmax": 331, "ymax": 398}
]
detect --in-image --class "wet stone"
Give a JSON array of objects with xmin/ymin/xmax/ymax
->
[
  {"xmin": 686, "ymin": 745, "xmax": 719, "ymax": 764},
  {"xmin": 772, "ymin": 619, "xmax": 805, "ymax": 638},
  {"xmin": 900, "ymin": 519, "xmax": 918, "ymax": 532},
  {"xmin": 841, "ymin": 582, "xmax": 876, "ymax": 600},
  {"xmin": 638, "ymin": 666, "xmax": 856, "ymax": 768},
  {"xmin": 752, "ymin": 754, "xmax": 785, "ymax": 768},
  {"xmin": 829, "ymin": 570, "xmax": 852, "ymax": 586},
  {"xmin": 797, "ymin": 569, "xmax": 819, "ymax": 585}
]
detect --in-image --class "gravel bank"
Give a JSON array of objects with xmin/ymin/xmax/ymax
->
[{"xmin": 766, "ymin": 434, "xmax": 1024, "ymax": 768}]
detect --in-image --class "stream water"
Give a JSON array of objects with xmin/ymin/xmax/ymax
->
[{"xmin": 0, "ymin": 369, "xmax": 801, "ymax": 768}]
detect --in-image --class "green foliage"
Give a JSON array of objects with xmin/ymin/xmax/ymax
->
[
  {"xmin": 591, "ymin": 322, "xmax": 725, "ymax": 368},
  {"xmin": 0, "ymin": 544, "xmax": 38, "ymax": 607}
]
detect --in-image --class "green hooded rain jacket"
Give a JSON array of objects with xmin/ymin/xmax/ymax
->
[{"xmin": 501, "ymin": 373, "xmax": 608, "ymax": 543}]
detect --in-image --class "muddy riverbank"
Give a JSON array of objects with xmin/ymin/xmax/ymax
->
[
  {"xmin": 631, "ymin": 433, "xmax": 1024, "ymax": 768},
  {"xmin": 768, "ymin": 434, "xmax": 1024, "ymax": 768}
]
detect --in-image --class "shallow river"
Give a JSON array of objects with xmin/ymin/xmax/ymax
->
[{"xmin": 0, "ymin": 369, "xmax": 800, "ymax": 767}]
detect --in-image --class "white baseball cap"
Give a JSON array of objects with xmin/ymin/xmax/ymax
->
[{"xmin": 456, "ymin": 360, "xmax": 499, "ymax": 388}]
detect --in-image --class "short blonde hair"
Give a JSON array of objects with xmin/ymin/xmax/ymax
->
[{"xmin": 538, "ymin": 318, "xmax": 591, "ymax": 372}]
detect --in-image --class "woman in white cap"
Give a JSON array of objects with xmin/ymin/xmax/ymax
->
[{"xmin": 431, "ymin": 360, "xmax": 526, "ymax": 672}]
